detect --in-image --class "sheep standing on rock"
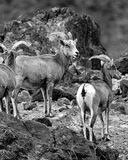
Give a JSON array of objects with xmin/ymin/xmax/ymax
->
[{"xmin": 76, "ymin": 54, "xmax": 121, "ymax": 142}]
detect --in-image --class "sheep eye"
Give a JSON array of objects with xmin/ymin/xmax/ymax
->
[
  {"xmin": 111, "ymin": 65, "xmax": 116, "ymax": 70},
  {"xmin": 106, "ymin": 64, "xmax": 111, "ymax": 69},
  {"xmin": 66, "ymin": 44, "xmax": 70, "ymax": 48}
]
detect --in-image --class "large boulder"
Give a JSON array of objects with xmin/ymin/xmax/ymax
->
[
  {"xmin": 115, "ymin": 53, "xmax": 128, "ymax": 75},
  {"xmin": 31, "ymin": 88, "xmax": 75, "ymax": 102},
  {"xmin": 120, "ymin": 78, "xmax": 128, "ymax": 98}
]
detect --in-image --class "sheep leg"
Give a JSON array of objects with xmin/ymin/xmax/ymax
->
[
  {"xmin": 11, "ymin": 76, "xmax": 24, "ymax": 118},
  {"xmin": 89, "ymin": 111, "xmax": 97, "ymax": 142},
  {"xmin": 41, "ymin": 88, "xmax": 47, "ymax": 116},
  {"xmin": 0, "ymin": 98, "xmax": 4, "ymax": 112},
  {"xmin": 99, "ymin": 113, "xmax": 105, "ymax": 139},
  {"xmin": 10, "ymin": 97, "xmax": 20, "ymax": 119},
  {"xmin": 77, "ymin": 96, "xmax": 87, "ymax": 139},
  {"xmin": 0, "ymin": 99, "xmax": 3, "ymax": 111},
  {"xmin": 81, "ymin": 108, "xmax": 87, "ymax": 139},
  {"xmin": 11, "ymin": 87, "xmax": 21, "ymax": 119},
  {"xmin": 47, "ymin": 82, "xmax": 54, "ymax": 117},
  {"xmin": 0, "ymin": 100, "xmax": 2, "ymax": 112},
  {"xmin": 104, "ymin": 107, "xmax": 110, "ymax": 141},
  {"xmin": 4, "ymin": 94, "xmax": 10, "ymax": 115}
]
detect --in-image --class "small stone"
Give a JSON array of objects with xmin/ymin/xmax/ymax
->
[
  {"xmin": 57, "ymin": 98, "xmax": 70, "ymax": 106},
  {"xmin": 23, "ymin": 102, "xmax": 37, "ymax": 110}
]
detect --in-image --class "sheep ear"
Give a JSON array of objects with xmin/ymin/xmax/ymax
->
[
  {"xmin": 67, "ymin": 32, "xmax": 73, "ymax": 39},
  {"xmin": 60, "ymin": 40, "xmax": 65, "ymax": 46},
  {"xmin": 111, "ymin": 58, "xmax": 114, "ymax": 64},
  {"xmin": 74, "ymin": 39, "xmax": 77, "ymax": 43},
  {"xmin": 100, "ymin": 60, "xmax": 104, "ymax": 66}
]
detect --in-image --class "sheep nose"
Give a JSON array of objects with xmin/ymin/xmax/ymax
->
[{"xmin": 75, "ymin": 51, "xmax": 80, "ymax": 58}]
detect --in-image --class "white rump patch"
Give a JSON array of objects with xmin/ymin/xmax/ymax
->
[
  {"xmin": 76, "ymin": 83, "xmax": 96, "ymax": 108},
  {"xmin": 83, "ymin": 83, "xmax": 96, "ymax": 95},
  {"xmin": 83, "ymin": 84, "xmax": 96, "ymax": 108}
]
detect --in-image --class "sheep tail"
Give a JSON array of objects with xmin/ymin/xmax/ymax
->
[{"xmin": 81, "ymin": 84, "xmax": 86, "ymax": 98}]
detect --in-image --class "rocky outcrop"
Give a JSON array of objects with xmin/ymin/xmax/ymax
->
[
  {"xmin": 120, "ymin": 79, "xmax": 128, "ymax": 97},
  {"xmin": 115, "ymin": 55, "xmax": 128, "ymax": 75}
]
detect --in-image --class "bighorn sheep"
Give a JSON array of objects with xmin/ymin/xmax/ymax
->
[
  {"xmin": 76, "ymin": 54, "xmax": 121, "ymax": 142},
  {"xmin": 0, "ymin": 41, "xmax": 31, "ymax": 118},
  {"xmin": 5, "ymin": 32, "xmax": 79, "ymax": 117},
  {"xmin": 0, "ymin": 64, "xmax": 16, "ymax": 114}
]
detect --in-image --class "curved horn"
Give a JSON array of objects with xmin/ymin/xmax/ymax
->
[
  {"xmin": 89, "ymin": 54, "xmax": 111, "ymax": 63},
  {"xmin": 11, "ymin": 40, "xmax": 31, "ymax": 50},
  {"xmin": 0, "ymin": 43, "xmax": 8, "ymax": 52}
]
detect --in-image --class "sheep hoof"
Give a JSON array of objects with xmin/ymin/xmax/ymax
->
[
  {"xmin": 14, "ymin": 114, "xmax": 22, "ymax": 119},
  {"xmin": 45, "ymin": 113, "xmax": 54, "ymax": 118},
  {"xmin": 102, "ymin": 134, "xmax": 111, "ymax": 141}
]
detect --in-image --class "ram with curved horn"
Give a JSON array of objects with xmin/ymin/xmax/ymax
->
[
  {"xmin": 0, "ymin": 64, "xmax": 18, "ymax": 117},
  {"xmin": 0, "ymin": 41, "xmax": 31, "ymax": 63},
  {"xmin": 5, "ymin": 32, "xmax": 79, "ymax": 118},
  {"xmin": 0, "ymin": 40, "xmax": 31, "ymax": 118},
  {"xmin": 76, "ymin": 54, "xmax": 121, "ymax": 142}
]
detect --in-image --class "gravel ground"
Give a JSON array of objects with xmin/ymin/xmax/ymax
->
[{"xmin": 18, "ymin": 100, "xmax": 128, "ymax": 160}]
